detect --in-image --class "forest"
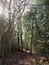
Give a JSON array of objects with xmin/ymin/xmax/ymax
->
[{"xmin": 0, "ymin": 0, "xmax": 49, "ymax": 65}]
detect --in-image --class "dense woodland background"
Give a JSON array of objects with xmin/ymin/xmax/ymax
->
[{"xmin": 0, "ymin": 0, "xmax": 49, "ymax": 65}]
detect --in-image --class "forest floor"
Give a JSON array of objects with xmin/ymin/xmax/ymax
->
[
  {"xmin": 9, "ymin": 51, "xmax": 36, "ymax": 65},
  {"xmin": 0, "ymin": 50, "xmax": 49, "ymax": 65}
]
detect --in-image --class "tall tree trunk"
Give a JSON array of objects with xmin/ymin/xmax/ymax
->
[
  {"xmin": 20, "ymin": 30, "xmax": 23, "ymax": 51},
  {"xmin": 17, "ymin": 32, "xmax": 20, "ymax": 50},
  {"xmin": 30, "ymin": 20, "xmax": 33, "ymax": 53},
  {"xmin": 1, "ymin": 34, "xmax": 5, "ymax": 65},
  {"xmin": 8, "ymin": 0, "xmax": 12, "ymax": 56}
]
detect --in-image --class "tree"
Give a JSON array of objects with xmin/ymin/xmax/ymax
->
[
  {"xmin": 0, "ymin": 0, "xmax": 30, "ymax": 64},
  {"xmin": 23, "ymin": 5, "xmax": 37, "ymax": 53}
]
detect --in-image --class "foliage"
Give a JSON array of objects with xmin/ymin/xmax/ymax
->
[{"xmin": 0, "ymin": 0, "xmax": 49, "ymax": 62}]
